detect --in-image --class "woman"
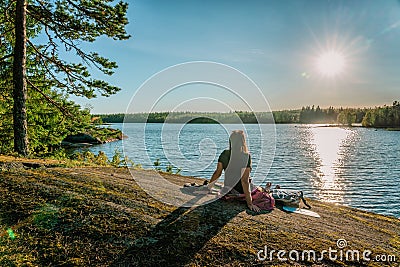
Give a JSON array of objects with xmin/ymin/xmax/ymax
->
[{"xmin": 208, "ymin": 130, "xmax": 261, "ymax": 212}]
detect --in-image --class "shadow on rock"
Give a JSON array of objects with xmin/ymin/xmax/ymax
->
[{"xmin": 112, "ymin": 198, "xmax": 246, "ymax": 267}]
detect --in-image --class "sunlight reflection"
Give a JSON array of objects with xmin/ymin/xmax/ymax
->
[{"xmin": 309, "ymin": 126, "xmax": 353, "ymax": 202}]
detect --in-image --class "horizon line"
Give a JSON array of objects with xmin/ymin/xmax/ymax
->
[{"xmin": 92, "ymin": 103, "xmax": 397, "ymax": 115}]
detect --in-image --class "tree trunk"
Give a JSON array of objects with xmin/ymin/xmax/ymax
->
[{"xmin": 13, "ymin": 0, "xmax": 29, "ymax": 156}]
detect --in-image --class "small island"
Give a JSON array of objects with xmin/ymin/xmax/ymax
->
[{"xmin": 61, "ymin": 127, "xmax": 125, "ymax": 148}]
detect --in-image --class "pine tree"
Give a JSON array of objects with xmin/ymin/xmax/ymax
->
[
  {"xmin": 3, "ymin": 0, "xmax": 130, "ymax": 155},
  {"xmin": 13, "ymin": 0, "xmax": 29, "ymax": 155}
]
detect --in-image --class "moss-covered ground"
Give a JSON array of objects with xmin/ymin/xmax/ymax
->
[{"xmin": 0, "ymin": 156, "xmax": 399, "ymax": 266}]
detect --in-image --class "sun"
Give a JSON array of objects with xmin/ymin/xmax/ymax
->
[{"xmin": 316, "ymin": 51, "xmax": 346, "ymax": 77}]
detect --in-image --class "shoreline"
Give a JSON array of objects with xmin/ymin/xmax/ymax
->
[
  {"xmin": 0, "ymin": 155, "xmax": 399, "ymax": 266},
  {"xmin": 4, "ymin": 154, "xmax": 396, "ymax": 219},
  {"xmin": 101, "ymin": 121, "xmax": 400, "ymax": 131}
]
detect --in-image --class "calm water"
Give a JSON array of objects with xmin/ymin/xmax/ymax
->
[{"xmin": 84, "ymin": 123, "xmax": 400, "ymax": 218}]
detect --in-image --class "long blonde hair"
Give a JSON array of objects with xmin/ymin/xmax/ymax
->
[{"xmin": 229, "ymin": 130, "xmax": 248, "ymax": 153}]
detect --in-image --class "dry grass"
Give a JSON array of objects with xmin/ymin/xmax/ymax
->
[{"xmin": 0, "ymin": 156, "xmax": 399, "ymax": 266}]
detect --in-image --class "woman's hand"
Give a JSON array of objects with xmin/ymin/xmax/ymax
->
[
  {"xmin": 208, "ymin": 163, "xmax": 223, "ymax": 193},
  {"xmin": 207, "ymin": 181, "xmax": 215, "ymax": 191},
  {"xmin": 248, "ymin": 203, "xmax": 261, "ymax": 212}
]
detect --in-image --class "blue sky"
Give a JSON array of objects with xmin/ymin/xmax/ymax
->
[{"xmin": 70, "ymin": 0, "xmax": 400, "ymax": 113}]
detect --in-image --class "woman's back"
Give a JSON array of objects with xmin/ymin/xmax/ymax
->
[{"xmin": 219, "ymin": 149, "xmax": 251, "ymax": 193}]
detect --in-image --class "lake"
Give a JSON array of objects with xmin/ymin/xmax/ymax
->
[{"xmin": 82, "ymin": 123, "xmax": 400, "ymax": 218}]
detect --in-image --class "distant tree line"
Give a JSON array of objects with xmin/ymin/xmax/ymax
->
[
  {"xmin": 96, "ymin": 111, "xmax": 276, "ymax": 124},
  {"xmin": 298, "ymin": 102, "xmax": 399, "ymax": 127},
  {"xmin": 362, "ymin": 101, "xmax": 400, "ymax": 128},
  {"xmin": 96, "ymin": 101, "xmax": 400, "ymax": 128},
  {"xmin": 299, "ymin": 106, "xmax": 338, "ymax": 124},
  {"xmin": 95, "ymin": 110, "xmax": 298, "ymax": 124}
]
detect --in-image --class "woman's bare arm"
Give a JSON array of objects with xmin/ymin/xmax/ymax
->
[
  {"xmin": 241, "ymin": 167, "xmax": 260, "ymax": 212},
  {"xmin": 208, "ymin": 162, "xmax": 223, "ymax": 189}
]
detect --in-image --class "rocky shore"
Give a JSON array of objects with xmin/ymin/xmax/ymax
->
[
  {"xmin": 0, "ymin": 156, "xmax": 399, "ymax": 266},
  {"xmin": 61, "ymin": 127, "xmax": 125, "ymax": 147}
]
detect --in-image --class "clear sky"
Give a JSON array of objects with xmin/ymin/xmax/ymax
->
[{"xmin": 71, "ymin": 0, "xmax": 400, "ymax": 113}]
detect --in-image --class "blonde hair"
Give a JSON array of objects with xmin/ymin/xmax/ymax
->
[{"xmin": 229, "ymin": 130, "xmax": 248, "ymax": 153}]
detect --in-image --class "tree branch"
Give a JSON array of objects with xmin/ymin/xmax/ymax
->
[
  {"xmin": 27, "ymin": 8, "xmax": 109, "ymax": 73},
  {"xmin": 26, "ymin": 38, "xmax": 79, "ymax": 89},
  {"xmin": 26, "ymin": 78, "xmax": 72, "ymax": 117},
  {"xmin": 0, "ymin": 53, "xmax": 14, "ymax": 62}
]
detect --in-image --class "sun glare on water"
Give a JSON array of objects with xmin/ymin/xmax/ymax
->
[{"xmin": 316, "ymin": 51, "xmax": 346, "ymax": 77}]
